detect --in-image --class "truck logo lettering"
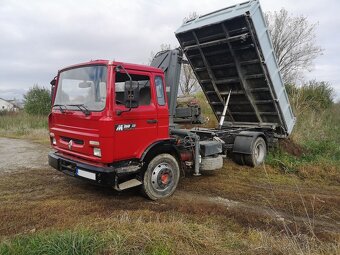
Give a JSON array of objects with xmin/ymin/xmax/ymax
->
[
  {"xmin": 115, "ymin": 124, "xmax": 136, "ymax": 131},
  {"xmin": 68, "ymin": 140, "xmax": 73, "ymax": 150},
  {"xmin": 116, "ymin": 125, "xmax": 123, "ymax": 131}
]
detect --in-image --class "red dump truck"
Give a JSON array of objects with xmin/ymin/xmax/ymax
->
[{"xmin": 48, "ymin": 0, "xmax": 295, "ymax": 200}]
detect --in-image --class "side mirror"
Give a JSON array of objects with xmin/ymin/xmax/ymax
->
[
  {"xmin": 50, "ymin": 76, "xmax": 57, "ymax": 102},
  {"xmin": 124, "ymin": 81, "xmax": 139, "ymax": 108},
  {"xmin": 50, "ymin": 78, "xmax": 56, "ymax": 86}
]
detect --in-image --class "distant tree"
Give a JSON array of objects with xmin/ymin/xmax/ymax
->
[
  {"xmin": 24, "ymin": 85, "xmax": 51, "ymax": 115},
  {"xmin": 179, "ymin": 60, "xmax": 199, "ymax": 95},
  {"xmin": 178, "ymin": 12, "xmax": 201, "ymax": 96},
  {"xmin": 183, "ymin": 12, "xmax": 199, "ymax": 24},
  {"xmin": 148, "ymin": 43, "xmax": 171, "ymax": 64},
  {"xmin": 265, "ymin": 9, "xmax": 323, "ymax": 84},
  {"xmin": 149, "ymin": 43, "xmax": 199, "ymax": 95}
]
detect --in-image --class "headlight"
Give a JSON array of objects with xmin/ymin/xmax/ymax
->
[{"xmin": 93, "ymin": 147, "xmax": 101, "ymax": 157}]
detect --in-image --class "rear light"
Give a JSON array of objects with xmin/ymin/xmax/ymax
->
[{"xmin": 93, "ymin": 147, "xmax": 101, "ymax": 157}]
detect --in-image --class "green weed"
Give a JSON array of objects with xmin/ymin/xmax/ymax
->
[{"xmin": 0, "ymin": 230, "xmax": 105, "ymax": 255}]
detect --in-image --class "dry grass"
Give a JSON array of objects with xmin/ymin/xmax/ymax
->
[
  {"xmin": 0, "ymin": 163, "xmax": 339, "ymax": 254},
  {"xmin": 0, "ymin": 112, "xmax": 49, "ymax": 144}
]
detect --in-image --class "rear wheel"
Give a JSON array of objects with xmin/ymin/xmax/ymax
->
[
  {"xmin": 244, "ymin": 137, "xmax": 267, "ymax": 167},
  {"xmin": 142, "ymin": 153, "xmax": 180, "ymax": 200},
  {"xmin": 232, "ymin": 153, "xmax": 245, "ymax": 165}
]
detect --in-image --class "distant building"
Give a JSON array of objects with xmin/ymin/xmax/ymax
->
[
  {"xmin": 7, "ymin": 99, "xmax": 24, "ymax": 110},
  {"xmin": 0, "ymin": 98, "xmax": 21, "ymax": 112}
]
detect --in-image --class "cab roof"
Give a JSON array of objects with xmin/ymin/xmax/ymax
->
[{"xmin": 59, "ymin": 60, "xmax": 164, "ymax": 74}]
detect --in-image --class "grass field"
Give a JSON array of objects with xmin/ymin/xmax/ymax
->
[
  {"xmin": 266, "ymin": 103, "xmax": 340, "ymax": 183},
  {"xmin": 0, "ymin": 112, "xmax": 48, "ymax": 143},
  {"xmin": 0, "ymin": 100, "xmax": 339, "ymax": 254}
]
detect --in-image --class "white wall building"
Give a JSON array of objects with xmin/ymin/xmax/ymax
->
[{"xmin": 0, "ymin": 98, "xmax": 19, "ymax": 111}]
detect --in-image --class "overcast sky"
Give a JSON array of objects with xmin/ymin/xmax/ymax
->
[{"xmin": 0, "ymin": 0, "xmax": 339, "ymax": 101}]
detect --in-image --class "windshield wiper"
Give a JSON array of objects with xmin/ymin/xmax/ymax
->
[
  {"xmin": 67, "ymin": 104, "xmax": 91, "ymax": 116},
  {"xmin": 52, "ymin": 104, "xmax": 67, "ymax": 113}
]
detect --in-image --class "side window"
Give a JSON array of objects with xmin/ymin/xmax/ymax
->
[
  {"xmin": 155, "ymin": 76, "xmax": 165, "ymax": 106},
  {"xmin": 115, "ymin": 73, "xmax": 151, "ymax": 106}
]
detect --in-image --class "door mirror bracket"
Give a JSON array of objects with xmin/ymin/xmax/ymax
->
[{"xmin": 115, "ymin": 65, "xmax": 140, "ymax": 116}]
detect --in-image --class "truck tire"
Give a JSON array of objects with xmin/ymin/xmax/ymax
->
[
  {"xmin": 200, "ymin": 155, "xmax": 223, "ymax": 171},
  {"xmin": 142, "ymin": 153, "xmax": 180, "ymax": 200},
  {"xmin": 244, "ymin": 137, "xmax": 267, "ymax": 167},
  {"xmin": 232, "ymin": 153, "xmax": 245, "ymax": 166}
]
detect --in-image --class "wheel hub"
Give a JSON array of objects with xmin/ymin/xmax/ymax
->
[
  {"xmin": 151, "ymin": 163, "xmax": 174, "ymax": 191},
  {"xmin": 161, "ymin": 173, "xmax": 169, "ymax": 185},
  {"xmin": 254, "ymin": 143, "xmax": 265, "ymax": 163}
]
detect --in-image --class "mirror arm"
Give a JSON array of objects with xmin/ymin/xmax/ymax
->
[
  {"xmin": 115, "ymin": 65, "xmax": 135, "ymax": 116},
  {"xmin": 116, "ymin": 108, "xmax": 131, "ymax": 116},
  {"xmin": 115, "ymin": 65, "xmax": 140, "ymax": 115},
  {"xmin": 115, "ymin": 65, "xmax": 132, "ymax": 81}
]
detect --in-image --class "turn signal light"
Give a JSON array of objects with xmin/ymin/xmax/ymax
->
[{"xmin": 50, "ymin": 132, "xmax": 56, "ymax": 145}]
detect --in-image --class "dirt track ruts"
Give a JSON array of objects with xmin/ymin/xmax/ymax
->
[{"xmin": 0, "ymin": 137, "xmax": 339, "ymax": 239}]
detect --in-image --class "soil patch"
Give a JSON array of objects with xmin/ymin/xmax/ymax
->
[{"xmin": 279, "ymin": 138, "xmax": 306, "ymax": 157}]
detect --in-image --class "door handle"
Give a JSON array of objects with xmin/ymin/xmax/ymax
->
[{"xmin": 147, "ymin": 119, "xmax": 158, "ymax": 124}]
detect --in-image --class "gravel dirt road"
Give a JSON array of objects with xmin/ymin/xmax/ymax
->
[{"xmin": 0, "ymin": 137, "xmax": 49, "ymax": 174}]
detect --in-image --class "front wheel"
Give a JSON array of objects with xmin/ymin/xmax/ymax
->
[{"xmin": 142, "ymin": 154, "xmax": 180, "ymax": 200}]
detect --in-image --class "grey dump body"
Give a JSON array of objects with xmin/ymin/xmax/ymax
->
[{"xmin": 175, "ymin": 0, "xmax": 295, "ymax": 136}]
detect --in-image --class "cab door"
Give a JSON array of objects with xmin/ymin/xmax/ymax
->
[{"xmin": 113, "ymin": 70, "xmax": 158, "ymax": 161}]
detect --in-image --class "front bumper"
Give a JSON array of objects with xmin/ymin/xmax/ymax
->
[{"xmin": 48, "ymin": 151, "xmax": 116, "ymax": 186}]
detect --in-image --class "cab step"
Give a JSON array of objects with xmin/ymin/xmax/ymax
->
[{"xmin": 115, "ymin": 179, "xmax": 142, "ymax": 191}]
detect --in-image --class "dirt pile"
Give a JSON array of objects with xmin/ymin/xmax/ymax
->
[{"xmin": 278, "ymin": 138, "xmax": 305, "ymax": 157}]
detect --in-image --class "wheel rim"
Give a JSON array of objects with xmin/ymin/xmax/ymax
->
[
  {"xmin": 151, "ymin": 163, "xmax": 174, "ymax": 191},
  {"xmin": 254, "ymin": 142, "xmax": 265, "ymax": 164}
]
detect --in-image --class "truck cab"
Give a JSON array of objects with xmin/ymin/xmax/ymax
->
[{"xmin": 49, "ymin": 60, "xmax": 182, "ymax": 200}]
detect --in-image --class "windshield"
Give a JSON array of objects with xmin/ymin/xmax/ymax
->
[{"xmin": 54, "ymin": 65, "xmax": 107, "ymax": 111}]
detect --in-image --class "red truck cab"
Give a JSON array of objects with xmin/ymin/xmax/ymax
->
[{"xmin": 48, "ymin": 60, "xmax": 181, "ymax": 200}]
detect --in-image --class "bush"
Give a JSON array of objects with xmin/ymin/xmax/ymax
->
[
  {"xmin": 195, "ymin": 91, "xmax": 218, "ymax": 127},
  {"xmin": 24, "ymin": 85, "xmax": 51, "ymax": 115},
  {"xmin": 286, "ymin": 80, "xmax": 334, "ymax": 116}
]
